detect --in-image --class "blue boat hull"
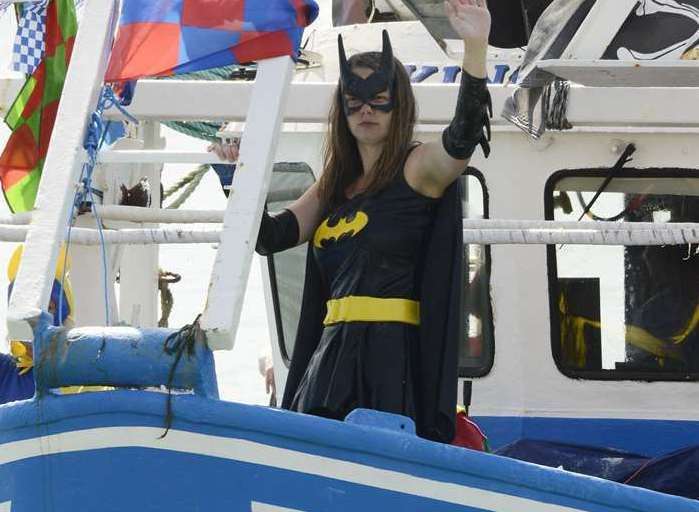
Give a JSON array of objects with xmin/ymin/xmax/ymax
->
[{"xmin": 1, "ymin": 392, "xmax": 697, "ymax": 512}]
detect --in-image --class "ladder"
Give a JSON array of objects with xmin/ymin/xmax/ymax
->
[{"xmin": 6, "ymin": 0, "xmax": 295, "ymax": 352}]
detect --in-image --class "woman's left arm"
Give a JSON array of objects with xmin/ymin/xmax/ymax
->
[{"xmin": 406, "ymin": 0, "xmax": 491, "ymax": 198}]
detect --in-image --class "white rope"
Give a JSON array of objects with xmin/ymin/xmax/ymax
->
[
  {"xmin": 68, "ymin": 227, "xmax": 221, "ymax": 245},
  {"xmin": 463, "ymin": 227, "xmax": 699, "ymax": 246},
  {"xmin": 0, "ymin": 226, "xmax": 221, "ymax": 245},
  {"xmin": 463, "ymin": 219, "xmax": 699, "ymax": 232},
  {"xmin": 461, "ymin": 219, "xmax": 699, "ymax": 245},
  {"xmin": 0, "ymin": 207, "xmax": 224, "ymax": 225},
  {"xmin": 0, "ymin": 212, "xmax": 32, "ymax": 225},
  {"xmin": 0, "ymin": 225, "xmax": 30, "ymax": 242},
  {"xmin": 96, "ymin": 205, "xmax": 224, "ymax": 223},
  {"xmin": 0, "ymin": 220, "xmax": 696, "ymax": 246}
]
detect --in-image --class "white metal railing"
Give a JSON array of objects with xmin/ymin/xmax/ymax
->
[
  {"xmin": 98, "ymin": 150, "xmax": 227, "ymax": 165},
  {"xmin": 5, "ymin": 78, "xmax": 699, "ymax": 130}
]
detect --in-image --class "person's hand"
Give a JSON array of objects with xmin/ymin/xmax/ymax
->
[
  {"xmin": 265, "ymin": 366, "xmax": 276, "ymax": 395},
  {"xmin": 265, "ymin": 367, "xmax": 277, "ymax": 407},
  {"xmin": 258, "ymin": 354, "xmax": 277, "ymax": 406},
  {"xmin": 207, "ymin": 138, "xmax": 240, "ymax": 163},
  {"xmin": 444, "ymin": 0, "xmax": 491, "ymax": 45}
]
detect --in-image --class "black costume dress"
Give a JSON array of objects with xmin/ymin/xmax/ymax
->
[{"xmin": 282, "ymin": 155, "xmax": 464, "ymax": 443}]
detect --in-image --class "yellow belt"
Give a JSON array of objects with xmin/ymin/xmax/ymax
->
[{"xmin": 324, "ymin": 296, "xmax": 420, "ymax": 326}]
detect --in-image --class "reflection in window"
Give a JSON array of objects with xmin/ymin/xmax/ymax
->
[
  {"xmin": 266, "ymin": 164, "xmax": 316, "ymax": 366},
  {"xmin": 332, "ymin": 0, "xmax": 403, "ymax": 26},
  {"xmin": 460, "ymin": 171, "xmax": 494, "ymax": 377},
  {"xmin": 333, "ymin": 0, "xmax": 369, "ymax": 26},
  {"xmin": 548, "ymin": 172, "xmax": 699, "ymax": 380}
]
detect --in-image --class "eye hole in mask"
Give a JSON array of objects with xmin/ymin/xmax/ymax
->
[{"xmin": 345, "ymin": 93, "xmax": 391, "ymax": 112}]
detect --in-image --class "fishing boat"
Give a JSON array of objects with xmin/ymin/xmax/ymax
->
[{"xmin": 0, "ymin": 0, "xmax": 698, "ymax": 510}]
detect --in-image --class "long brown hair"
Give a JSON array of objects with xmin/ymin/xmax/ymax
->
[{"xmin": 317, "ymin": 52, "xmax": 416, "ymax": 211}]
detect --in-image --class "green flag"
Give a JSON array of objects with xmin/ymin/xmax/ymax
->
[{"xmin": 0, "ymin": 0, "xmax": 78, "ymax": 213}]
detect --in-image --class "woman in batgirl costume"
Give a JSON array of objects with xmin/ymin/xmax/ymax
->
[{"xmin": 227, "ymin": 0, "xmax": 493, "ymax": 442}]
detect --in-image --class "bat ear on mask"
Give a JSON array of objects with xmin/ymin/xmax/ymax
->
[
  {"xmin": 337, "ymin": 30, "xmax": 396, "ymax": 87},
  {"xmin": 338, "ymin": 33, "xmax": 352, "ymax": 85},
  {"xmin": 380, "ymin": 29, "xmax": 395, "ymax": 77}
]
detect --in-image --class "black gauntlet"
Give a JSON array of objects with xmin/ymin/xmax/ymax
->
[
  {"xmin": 442, "ymin": 70, "xmax": 492, "ymax": 160},
  {"xmin": 256, "ymin": 208, "xmax": 300, "ymax": 256}
]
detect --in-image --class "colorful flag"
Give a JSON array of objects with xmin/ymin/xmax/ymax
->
[
  {"xmin": 12, "ymin": 1, "xmax": 49, "ymax": 76},
  {"xmin": 0, "ymin": 0, "xmax": 78, "ymax": 213},
  {"xmin": 105, "ymin": 0, "xmax": 319, "ymax": 82}
]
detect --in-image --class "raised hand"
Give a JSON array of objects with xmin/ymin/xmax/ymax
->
[{"xmin": 444, "ymin": 0, "xmax": 491, "ymax": 44}]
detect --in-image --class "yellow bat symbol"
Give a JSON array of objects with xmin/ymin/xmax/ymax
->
[{"xmin": 313, "ymin": 211, "xmax": 369, "ymax": 248}]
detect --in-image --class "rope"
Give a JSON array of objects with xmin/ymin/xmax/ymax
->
[
  {"xmin": 461, "ymin": 227, "xmax": 699, "ymax": 246},
  {"xmin": 162, "ymin": 164, "xmax": 208, "ymax": 201},
  {"xmin": 545, "ymin": 79, "xmax": 573, "ymax": 131},
  {"xmin": 164, "ymin": 165, "xmax": 209, "ymax": 209},
  {"xmin": 60, "ymin": 86, "xmax": 139, "ymax": 325},
  {"xmin": 2, "ymin": 221, "xmax": 699, "ymax": 246},
  {"xmin": 575, "ymin": 192, "xmax": 646, "ymax": 222},
  {"xmin": 160, "ymin": 314, "xmax": 201, "ymax": 438},
  {"xmin": 461, "ymin": 219, "xmax": 699, "ymax": 231},
  {"xmin": 577, "ymin": 144, "xmax": 636, "ymax": 221},
  {"xmin": 163, "ymin": 121, "xmax": 221, "ymax": 142},
  {"xmin": 158, "ymin": 270, "xmax": 181, "ymax": 328}
]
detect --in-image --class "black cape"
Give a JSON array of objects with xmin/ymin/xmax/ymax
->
[{"xmin": 281, "ymin": 181, "xmax": 463, "ymax": 443}]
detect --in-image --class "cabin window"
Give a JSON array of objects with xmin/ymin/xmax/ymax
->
[
  {"xmin": 546, "ymin": 169, "xmax": 699, "ymax": 381},
  {"xmin": 265, "ymin": 163, "xmax": 316, "ymax": 366},
  {"xmin": 460, "ymin": 170, "xmax": 494, "ymax": 377}
]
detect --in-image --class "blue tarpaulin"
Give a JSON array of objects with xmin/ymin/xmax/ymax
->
[
  {"xmin": 497, "ymin": 439, "xmax": 699, "ymax": 500},
  {"xmin": 0, "ymin": 352, "xmax": 34, "ymax": 405}
]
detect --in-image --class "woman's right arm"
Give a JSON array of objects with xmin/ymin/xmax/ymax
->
[
  {"xmin": 287, "ymin": 181, "xmax": 324, "ymax": 245},
  {"xmin": 209, "ymin": 141, "xmax": 324, "ymax": 249}
]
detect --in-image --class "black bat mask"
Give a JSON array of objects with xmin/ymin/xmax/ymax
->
[{"xmin": 338, "ymin": 30, "xmax": 396, "ymax": 116}]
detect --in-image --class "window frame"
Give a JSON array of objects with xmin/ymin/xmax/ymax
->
[
  {"xmin": 266, "ymin": 253, "xmax": 293, "ymax": 368},
  {"xmin": 544, "ymin": 167, "xmax": 699, "ymax": 382},
  {"xmin": 459, "ymin": 167, "xmax": 495, "ymax": 378}
]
